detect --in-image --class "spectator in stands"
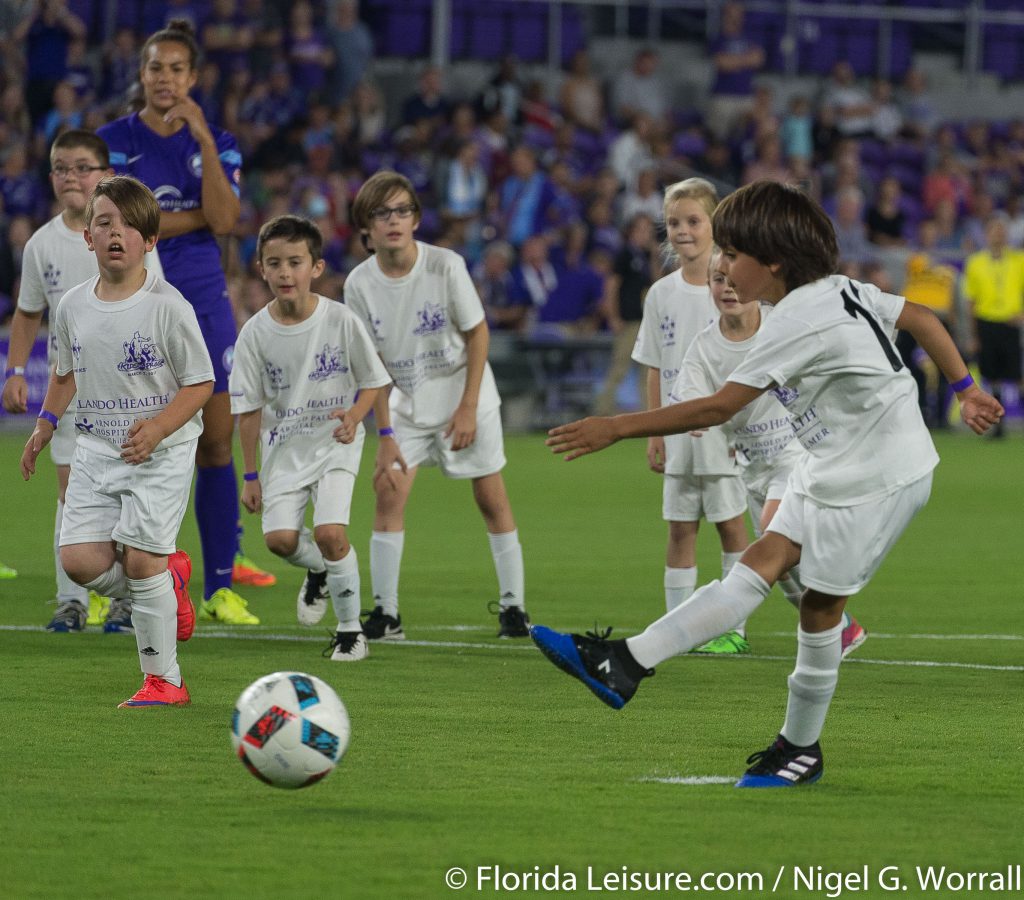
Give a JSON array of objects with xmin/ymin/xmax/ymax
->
[
  {"xmin": 706, "ymin": 1, "xmax": 766, "ymax": 141},
  {"xmin": 559, "ymin": 49, "xmax": 605, "ymax": 134},
  {"xmin": 870, "ymin": 79, "xmax": 902, "ymax": 143},
  {"xmin": 741, "ymin": 130, "xmax": 793, "ymax": 185},
  {"xmin": 402, "ymin": 65, "xmax": 451, "ymax": 134},
  {"xmin": 0, "ymin": 144, "xmax": 45, "ymax": 220},
  {"xmin": 326, "ymin": 0, "xmax": 373, "ymax": 105},
  {"xmin": 819, "ymin": 61, "xmax": 874, "ymax": 139},
  {"xmin": 1005, "ymin": 193, "xmax": 1024, "ymax": 248},
  {"xmin": 780, "ymin": 94, "xmax": 813, "ymax": 166},
  {"xmin": 962, "ymin": 214, "xmax": 1024, "ymax": 438},
  {"xmin": 474, "ymin": 240, "xmax": 527, "ymax": 333},
  {"xmin": 202, "ymin": 0, "xmax": 254, "ymax": 76},
  {"xmin": 931, "ymin": 197, "xmax": 968, "ymax": 260},
  {"xmin": 442, "ymin": 138, "xmax": 488, "ymax": 260},
  {"xmin": 696, "ymin": 138, "xmax": 741, "ymax": 194},
  {"xmin": 351, "ymin": 79, "xmax": 386, "ymax": 147},
  {"xmin": 101, "ymin": 27, "xmax": 139, "ymax": 108},
  {"xmin": 608, "ymin": 111, "xmax": 656, "ymax": 191},
  {"xmin": 239, "ymin": 0, "xmax": 283, "ymax": 79},
  {"xmin": 63, "ymin": 36, "xmax": 96, "ymax": 105},
  {"xmin": 520, "ymin": 79, "xmax": 561, "ymax": 134},
  {"xmin": 11, "ymin": 0, "xmax": 86, "ymax": 123},
  {"xmin": 621, "ymin": 167, "xmax": 663, "ymax": 226},
  {"xmin": 899, "ymin": 68, "xmax": 938, "ymax": 141},
  {"xmin": 832, "ymin": 186, "xmax": 877, "ymax": 269},
  {"xmin": 40, "ymin": 78, "xmax": 82, "ymax": 142},
  {"xmin": 922, "ymin": 150, "xmax": 973, "ymax": 217},
  {"xmin": 287, "ymin": 0, "xmax": 333, "ymax": 97},
  {"xmin": 612, "ymin": 48, "xmax": 669, "ymax": 128},
  {"xmin": 866, "ymin": 175, "xmax": 906, "ymax": 247},
  {"xmin": 593, "ymin": 212, "xmax": 659, "ymax": 414},
  {"xmin": 962, "ymin": 192, "xmax": 996, "ymax": 254},
  {"xmin": 477, "ymin": 54, "xmax": 522, "ymax": 128},
  {"xmin": 499, "ymin": 144, "xmax": 558, "ymax": 247}
]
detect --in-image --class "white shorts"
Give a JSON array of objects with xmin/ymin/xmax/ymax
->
[
  {"xmin": 394, "ymin": 405, "xmax": 506, "ymax": 479},
  {"xmin": 767, "ymin": 473, "xmax": 933, "ymax": 596},
  {"xmin": 662, "ymin": 472, "xmax": 747, "ymax": 523},
  {"xmin": 745, "ymin": 468, "xmax": 793, "ymax": 535},
  {"xmin": 61, "ymin": 436, "xmax": 198, "ymax": 555},
  {"xmin": 261, "ymin": 468, "xmax": 356, "ymax": 534},
  {"xmin": 48, "ymin": 408, "xmax": 78, "ymax": 466}
]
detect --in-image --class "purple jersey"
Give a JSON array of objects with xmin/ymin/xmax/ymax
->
[{"xmin": 97, "ymin": 112, "xmax": 242, "ymax": 316}]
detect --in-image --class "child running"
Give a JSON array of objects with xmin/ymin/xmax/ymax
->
[
  {"xmin": 344, "ymin": 171, "xmax": 530, "ymax": 640},
  {"xmin": 3, "ymin": 130, "xmax": 162, "ymax": 634},
  {"xmin": 630, "ymin": 178, "xmax": 748, "ymax": 649},
  {"xmin": 532, "ymin": 181, "xmax": 1002, "ymax": 786},
  {"xmin": 672, "ymin": 247, "xmax": 865, "ymax": 655},
  {"xmin": 229, "ymin": 215, "xmax": 391, "ymax": 661},
  {"xmin": 20, "ymin": 175, "xmax": 212, "ymax": 707}
]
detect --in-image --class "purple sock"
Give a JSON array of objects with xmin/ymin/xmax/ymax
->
[{"xmin": 195, "ymin": 463, "xmax": 240, "ymax": 598}]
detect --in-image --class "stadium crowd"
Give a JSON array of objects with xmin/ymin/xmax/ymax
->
[{"xmin": 2, "ymin": 0, "xmax": 1023, "ymax": 423}]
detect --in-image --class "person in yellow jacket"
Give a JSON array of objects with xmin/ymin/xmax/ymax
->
[{"xmin": 961, "ymin": 214, "xmax": 1024, "ymax": 437}]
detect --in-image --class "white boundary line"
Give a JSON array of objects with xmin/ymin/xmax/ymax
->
[{"xmin": 2, "ymin": 624, "xmax": 1021, "ymax": 671}]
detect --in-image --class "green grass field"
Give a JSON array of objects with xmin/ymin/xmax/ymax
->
[{"xmin": 0, "ymin": 429, "xmax": 1021, "ymax": 899}]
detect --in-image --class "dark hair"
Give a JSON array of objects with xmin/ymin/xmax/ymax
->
[
  {"xmin": 86, "ymin": 175, "xmax": 160, "ymax": 241},
  {"xmin": 351, "ymin": 170, "xmax": 421, "ymax": 232},
  {"xmin": 712, "ymin": 181, "xmax": 838, "ymax": 292},
  {"xmin": 140, "ymin": 19, "xmax": 200, "ymax": 70},
  {"xmin": 257, "ymin": 214, "xmax": 324, "ymax": 263},
  {"xmin": 50, "ymin": 129, "xmax": 110, "ymax": 168}
]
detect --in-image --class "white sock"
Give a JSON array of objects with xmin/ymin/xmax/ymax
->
[
  {"xmin": 325, "ymin": 550, "xmax": 361, "ymax": 631},
  {"xmin": 55, "ymin": 500, "xmax": 86, "ymax": 605},
  {"xmin": 781, "ymin": 622, "xmax": 843, "ymax": 747},
  {"xmin": 664, "ymin": 566, "xmax": 697, "ymax": 612},
  {"xmin": 285, "ymin": 528, "xmax": 325, "ymax": 573},
  {"xmin": 779, "ymin": 566, "xmax": 804, "ymax": 609},
  {"xmin": 721, "ymin": 551, "xmax": 743, "ymax": 578},
  {"xmin": 370, "ymin": 530, "xmax": 403, "ymax": 617},
  {"xmin": 627, "ymin": 563, "xmax": 771, "ymax": 669},
  {"xmin": 488, "ymin": 529, "xmax": 525, "ymax": 609},
  {"xmin": 85, "ymin": 561, "xmax": 129, "ymax": 599},
  {"xmin": 127, "ymin": 572, "xmax": 180, "ymax": 687}
]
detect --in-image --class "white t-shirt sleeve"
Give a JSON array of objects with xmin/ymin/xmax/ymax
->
[
  {"xmin": 345, "ymin": 314, "xmax": 392, "ymax": 389},
  {"xmin": 447, "ymin": 255, "xmax": 487, "ymax": 332},
  {"xmin": 53, "ymin": 297, "xmax": 73, "ymax": 376},
  {"xmin": 632, "ymin": 291, "xmax": 662, "ymax": 368},
  {"xmin": 728, "ymin": 311, "xmax": 825, "ymax": 391},
  {"xmin": 16, "ymin": 238, "xmax": 48, "ymax": 314},
  {"xmin": 671, "ymin": 337, "xmax": 718, "ymax": 402},
  {"xmin": 164, "ymin": 300, "xmax": 215, "ymax": 386},
  {"xmin": 228, "ymin": 320, "xmax": 266, "ymax": 415}
]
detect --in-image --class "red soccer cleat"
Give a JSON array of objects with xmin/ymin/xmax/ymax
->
[
  {"xmin": 168, "ymin": 550, "xmax": 195, "ymax": 641},
  {"xmin": 840, "ymin": 616, "xmax": 867, "ymax": 659},
  {"xmin": 232, "ymin": 552, "xmax": 277, "ymax": 587},
  {"xmin": 118, "ymin": 674, "xmax": 191, "ymax": 708}
]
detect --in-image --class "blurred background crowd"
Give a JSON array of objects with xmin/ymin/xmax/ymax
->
[{"xmin": 2, "ymin": 0, "xmax": 1023, "ymax": 423}]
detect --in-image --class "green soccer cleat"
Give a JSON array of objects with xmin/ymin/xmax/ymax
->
[
  {"xmin": 0, "ymin": 562, "xmax": 17, "ymax": 579},
  {"xmin": 200, "ymin": 588, "xmax": 260, "ymax": 625},
  {"xmin": 692, "ymin": 630, "xmax": 751, "ymax": 655},
  {"xmin": 86, "ymin": 591, "xmax": 111, "ymax": 626}
]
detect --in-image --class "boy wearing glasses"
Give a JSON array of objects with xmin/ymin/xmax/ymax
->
[
  {"xmin": 2, "ymin": 131, "xmax": 162, "ymax": 634},
  {"xmin": 344, "ymin": 171, "xmax": 530, "ymax": 640}
]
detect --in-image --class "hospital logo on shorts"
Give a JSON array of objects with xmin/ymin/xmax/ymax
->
[
  {"xmin": 118, "ymin": 331, "xmax": 166, "ymax": 374},
  {"xmin": 412, "ymin": 302, "xmax": 446, "ymax": 336},
  {"xmin": 308, "ymin": 344, "xmax": 348, "ymax": 381}
]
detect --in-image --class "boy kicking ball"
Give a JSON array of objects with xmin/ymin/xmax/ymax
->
[
  {"xmin": 20, "ymin": 175, "xmax": 212, "ymax": 708},
  {"xmin": 532, "ymin": 181, "xmax": 1002, "ymax": 786},
  {"xmin": 230, "ymin": 215, "xmax": 391, "ymax": 661}
]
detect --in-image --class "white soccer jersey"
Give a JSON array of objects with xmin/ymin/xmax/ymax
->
[
  {"xmin": 632, "ymin": 270, "xmax": 727, "ymax": 475},
  {"xmin": 53, "ymin": 270, "xmax": 213, "ymax": 454},
  {"xmin": 727, "ymin": 276, "xmax": 939, "ymax": 506},
  {"xmin": 19, "ymin": 214, "xmax": 163, "ymax": 367},
  {"xmin": 229, "ymin": 296, "xmax": 392, "ymax": 495},
  {"xmin": 343, "ymin": 241, "xmax": 501, "ymax": 429},
  {"xmin": 674, "ymin": 307, "xmax": 804, "ymax": 497}
]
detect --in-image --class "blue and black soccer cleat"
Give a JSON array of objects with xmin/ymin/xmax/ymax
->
[{"xmin": 735, "ymin": 734, "xmax": 823, "ymax": 788}]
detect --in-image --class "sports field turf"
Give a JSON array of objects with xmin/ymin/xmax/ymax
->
[{"xmin": 0, "ymin": 428, "xmax": 1020, "ymax": 899}]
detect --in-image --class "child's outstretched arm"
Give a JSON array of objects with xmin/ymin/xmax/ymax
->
[
  {"xmin": 237, "ymin": 409, "xmax": 263, "ymax": 513},
  {"xmin": 120, "ymin": 380, "xmax": 214, "ymax": 465},
  {"xmin": 20, "ymin": 370, "xmax": 76, "ymax": 480},
  {"xmin": 896, "ymin": 300, "xmax": 1004, "ymax": 434},
  {"xmin": 547, "ymin": 382, "xmax": 764, "ymax": 461}
]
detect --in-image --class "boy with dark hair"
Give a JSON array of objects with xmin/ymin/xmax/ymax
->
[
  {"xmin": 21, "ymin": 175, "xmax": 212, "ymax": 707},
  {"xmin": 532, "ymin": 180, "xmax": 1002, "ymax": 787},
  {"xmin": 230, "ymin": 215, "xmax": 390, "ymax": 660}
]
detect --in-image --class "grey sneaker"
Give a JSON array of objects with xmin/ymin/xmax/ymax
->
[
  {"xmin": 103, "ymin": 597, "xmax": 134, "ymax": 634},
  {"xmin": 46, "ymin": 600, "xmax": 87, "ymax": 633},
  {"xmin": 296, "ymin": 569, "xmax": 329, "ymax": 626}
]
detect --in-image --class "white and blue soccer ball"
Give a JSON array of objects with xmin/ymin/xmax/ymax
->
[{"xmin": 232, "ymin": 672, "xmax": 350, "ymax": 789}]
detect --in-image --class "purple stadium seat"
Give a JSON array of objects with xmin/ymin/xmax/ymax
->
[{"xmin": 509, "ymin": 3, "xmax": 547, "ymax": 63}]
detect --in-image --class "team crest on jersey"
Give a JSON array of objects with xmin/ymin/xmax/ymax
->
[
  {"xmin": 412, "ymin": 302, "xmax": 446, "ymax": 336},
  {"xmin": 308, "ymin": 344, "xmax": 348, "ymax": 381},
  {"xmin": 223, "ymin": 344, "xmax": 234, "ymax": 374},
  {"xmin": 118, "ymin": 331, "xmax": 166, "ymax": 374},
  {"xmin": 188, "ymin": 153, "xmax": 203, "ymax": 178},
  {"xmin": 367, "ymin": 313, "xmax": 384, "ymax": 340},
  {"xmin": 75, "ymin": 417, "xmax": 95, "ymax": 434},
  {"xmin": 44, "ymin": 262, "xmax": 61, "ymax": 290},
  {"xmin": 770, "ymin": 385, "xmax": 799, "ymax": 406},
  {"xmin": 71, "ymin": 337, "xmax": 82, "ymax": 360},
  {"xmin": 659, "ymin": 315, "xmax": 676, "ymax": 345},
  {"xmin": 264, "ymin": 360, "xmax": 286, "ymax": 389}
]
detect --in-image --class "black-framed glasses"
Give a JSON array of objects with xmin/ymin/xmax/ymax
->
[
  {"xmin": 369, "ymin": 203, "xmax": 417, "ymax": 222},
  {"xmin": 52, "ymin": 164, "xmax": 107, "ymax": 179}
]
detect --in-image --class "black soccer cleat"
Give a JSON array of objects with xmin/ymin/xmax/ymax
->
[
  {"xmin": 529, "ymin": 624, "xmax": 653, "ymax": 709},
  {"xmin": 360, "ymin": 604, "xmax": 406, "ymax": 641},
  {"xmin": 735, "ymin": 734, "xmax": 824, "ymax": 788},
  {"xmin": 491, "ymin": 601, "xmax": 531, "ymax": 638}
]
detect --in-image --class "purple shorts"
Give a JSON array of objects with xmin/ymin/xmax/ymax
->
[{"xmin": 195, "ymin": 303, "xmax": 237, "ymax": 394}]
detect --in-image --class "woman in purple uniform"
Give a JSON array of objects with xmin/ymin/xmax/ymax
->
[{"xmin": 98, "ymin": 20, "xmax": 261, "ymax": 624}]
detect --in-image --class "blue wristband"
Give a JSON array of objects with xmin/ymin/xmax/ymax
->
[
  {"xmin": 243, "ymin": 471, "xmax": 259, "ymax": 482},
  {"xmin": 950, "ymin": 374, "xmax": 974, "ymax": 393},
  {"xmin": 378, "ymin": 427, "xmax": 395, "ymax": 438},
  {"xmin": 38, "ymin": 410, "xmax": 58, "ymax": 428}
]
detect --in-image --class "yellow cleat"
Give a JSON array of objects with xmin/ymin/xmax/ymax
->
[
  {"xmin": 0, "ymin": 562, "xmax": 17, "ymax": 579},
  {"xmin": 200, "ymin": 587, "xmax": 260, "ymax": 625},
  {"xmin": 232, "ymin": 552, "xmax": 277, "ymax": 587},
  {"xmin": 86, "ymin": 591, "xmax": 111, "ymax": 626}
]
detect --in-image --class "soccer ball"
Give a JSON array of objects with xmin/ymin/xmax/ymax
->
[{"xmin": 231, "ymin": 671, "xmax": 350, "ymax": 789}]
